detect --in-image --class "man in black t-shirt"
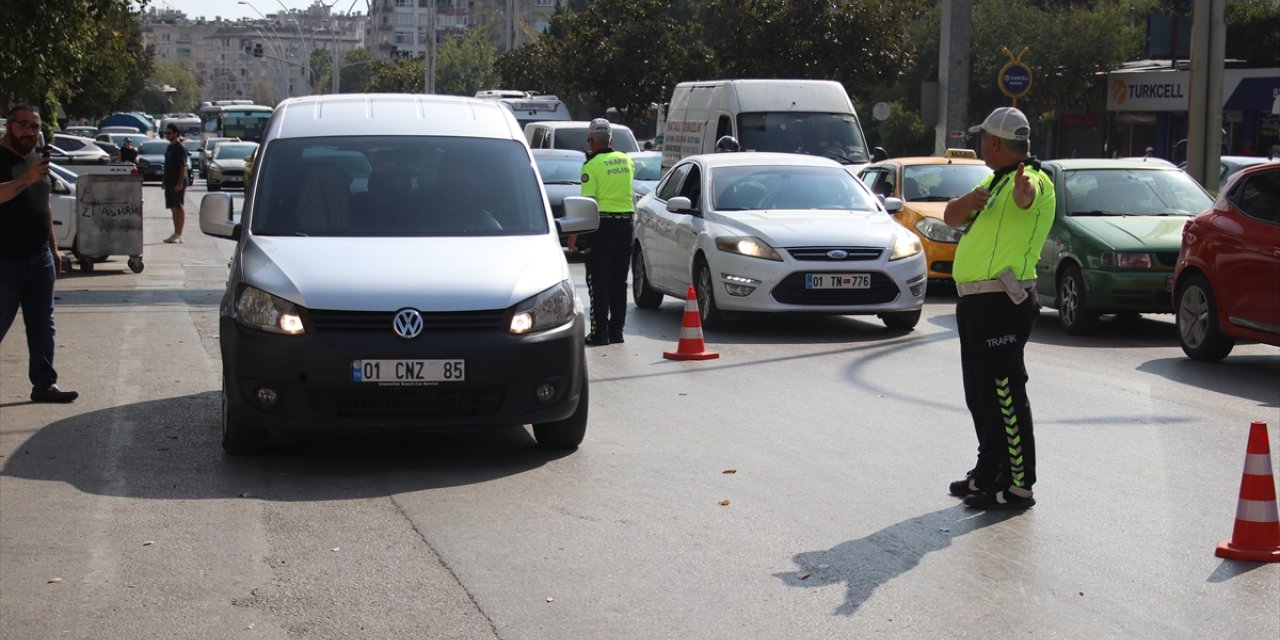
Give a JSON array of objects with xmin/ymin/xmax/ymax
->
[
  {"xmin": 118, "ymin": 137, "xmax": 138, "ymax": 164},
  {"xmin": 161, "ymin": 124, "xmax": 188, "ymax": 243},
  {"xmin": 0, "ymin": 105, "xmax": 78, "ymax": 403}
]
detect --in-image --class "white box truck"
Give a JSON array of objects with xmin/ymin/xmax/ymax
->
[{"xmin": 661, "ymin": 79, "xmax": 884, "ymax": 171}]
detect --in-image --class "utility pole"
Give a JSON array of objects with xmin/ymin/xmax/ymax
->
[
  {"xmin": 935, "ymin": 0, "xmax": 972, "ymax": 155},
  {"xmin": 1186, "ymin": 0, "xmax": 1226, "ymax": 192},
  {"xmin": 424, "ymin": 1, "xmax": 437, "ymax": 94}
]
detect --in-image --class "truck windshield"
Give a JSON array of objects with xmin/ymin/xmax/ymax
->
[
  {"xmin": 737, "ymin": 112, "xmax": 869, "ymax": 165},
  {"xmin": 251, "ymin": 136, "xmax": 549, "ymax": 238}
]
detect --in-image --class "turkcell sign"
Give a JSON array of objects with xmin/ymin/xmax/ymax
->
[{"xmin": 1107, "ymin": 71, "xmax": 1190, "ymax": 111}]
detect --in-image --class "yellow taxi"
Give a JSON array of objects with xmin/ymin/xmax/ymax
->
[{"xmin": 857, "ymin": 150, "xmax": 991, "ymax": 280}]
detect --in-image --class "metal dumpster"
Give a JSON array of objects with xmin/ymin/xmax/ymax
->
[{"xmin": 73, "ymin": 171, "xmax": 144, "ymax": 273}]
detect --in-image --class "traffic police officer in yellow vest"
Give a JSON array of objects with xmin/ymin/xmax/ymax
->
[
  {"xmin": 942, "ymin": 107, "xmax": 1055, "ymax": 510},
  {"xmin": 580, "ymin": 118, "xmax": 635, "ymax": 346}
]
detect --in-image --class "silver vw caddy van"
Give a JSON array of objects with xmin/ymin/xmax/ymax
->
[{"xmin": 200, "ymin": 94, "xmax": 599, "ymax": 453}]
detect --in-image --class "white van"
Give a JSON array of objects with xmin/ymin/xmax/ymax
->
[
  {"xmin": 661, "ymin": 79, "xmax": 880, "ymax": 170},
  {"xmin": 525, "ymin": 120, "xmax": 640, "ymax": 153},
  {"xmin": 199, "ymin": 93, "xmax": 600, "ymax": 453},
  {"xmin": 501, "ymin": 95, "xmax": 573, "ymax": 130}
]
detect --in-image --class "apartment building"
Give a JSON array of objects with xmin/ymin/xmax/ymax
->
[{"xmin": 365, "ymin": 0, "xmax": 562, "ymax": 61}]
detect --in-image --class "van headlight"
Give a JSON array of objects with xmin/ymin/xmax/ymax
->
[
  {"xmin": 235, "ymin": 285, "xmax": 306, "ymax": 335},
  {"xmin": 914, "ymin": 216, "xmax": 964, "ymax": 243},
  {"xmin": 715, "ymin": 236, "xmax": 783, "ymax": 261},
  {"xmin": 510, "ymin": 280, "xmax": 575, "ymax": 334},
  {"xmin": 889, "ymin": 227, "xmax": 924, "ymax": 261}
]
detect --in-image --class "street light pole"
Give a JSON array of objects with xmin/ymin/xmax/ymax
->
[
  {"xmin": 270, "ymin": 0, "xmax": 311, "ymax": 95},
  {"xmin": 240, "ymin": 1, "xmax": 291, "ymax": 99}
]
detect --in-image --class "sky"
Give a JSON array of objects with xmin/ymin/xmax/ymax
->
[{"xmin": 139, "ymin": 0, "xmax": 366, "ymax": 22}]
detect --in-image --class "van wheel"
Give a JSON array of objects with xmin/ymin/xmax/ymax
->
[
  {"xmin": 694, "ymin": 259, "xmax": 726, "ymax": 330},
  {"xmin": 1176, "ymin": 273, "xmax": 1234, "ymax": 361},
  {"xmin": 533, "ymin": 368, "xmax": 588, "ymax": 450},
  {"xmin": 222, "ymin": 386, "xmax": 269, "ymax": 454},
  {"xmin": 631, "ymin": 246, "xmax": 664, "ymax": 309}
]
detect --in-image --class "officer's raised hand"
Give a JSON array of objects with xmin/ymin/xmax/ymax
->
[{"xmin": 1012, "ymin": 163, "xmax": 1037, "ymax": 209}]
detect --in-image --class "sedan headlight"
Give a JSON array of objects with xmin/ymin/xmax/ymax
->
[
  {"xmin": 1100, "ymin": 251, "xmax": 1153, "ymax": 269},
  {"xmin": 715, "ymin": 236, "xmax": 783, "ymax": 261},
  {"xmin": 510, "ymin": 280, "xmax": 576, "ymax": 335},
  {"xmin": 210, "ymin": 163, "xmax": 223, "ymax": 177},
  {"xmin": 235, "ymin": 285, "xmax": 305, "ymax": 335},
  {"xmin": 914, "ymin": 216, "xmax": 964, "ymax": 243},
  {"xmin": 889, "ymin": 227, "xmax": 924, "ymax": 261}
]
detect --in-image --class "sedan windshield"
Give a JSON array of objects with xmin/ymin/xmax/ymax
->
[
  {"xmin": 902, "ymin": 164, "xmax": 993, "ymax": 201},
  {"xmin": 1064, "ymin": 168, "xmax": 1212, "ymax": 216},
  {"xmin": 139, "ymin": 141, "xmax": 168, "ymax": 155},
  {"xmin": 631, "ymin": 154, "xmax": 662, "ymax": 181},
  {"xmin": 215, "ymin": 144, "xmax": 257, "ymax": 159},
  {"xmin": 711, "ymin": 165, "xmax": 881, "ymax": 212},
  {"xmin": 252, "ymin": 136, "xmax": 548, "ymax": 237},
  {"xmin": 534, "ymin": 155, "xmax": 583, "ymax": 184}
]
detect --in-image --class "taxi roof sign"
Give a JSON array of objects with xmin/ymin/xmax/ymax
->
[{"xmin": 944, "ymin": 148, "xmax": 978, "ymax": 159}]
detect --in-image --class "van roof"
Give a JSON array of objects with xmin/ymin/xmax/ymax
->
[
  {"xmin": 675, "ymin": 79, "xmax": 854, "ymax": 114},
  {"xmin": 268, "ymin": 93, "xmax": 524, "ymax": 141}
]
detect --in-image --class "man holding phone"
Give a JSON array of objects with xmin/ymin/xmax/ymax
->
[{"xmin": 0, "ymin": 105, "xmax": 78, "ymax": 403}]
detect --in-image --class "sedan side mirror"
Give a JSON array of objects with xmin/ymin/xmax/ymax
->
[{"xmin": 666, "ymin": 196, "xmax": 693, "ymax": 213}]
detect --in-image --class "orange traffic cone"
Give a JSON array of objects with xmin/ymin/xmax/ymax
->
[
  {"xmin": 1216, "ymin": 421, "xmax": 1280, "ymax": 562},
  {"xmin": 663, "ymin": 286, "xmax": 720, "ymax": 361}
]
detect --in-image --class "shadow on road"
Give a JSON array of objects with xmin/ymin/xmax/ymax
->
[
  {"xmin": 775, "ymin": 505, "xmax": 1019, "ymax": 616},
  {"xmin": 0, "ymin": 391, "xmax": 569, "ymax": 502},
  {"xmin": 1138, "ymin": 355, "xmax": 1280, "ymax": 408}
]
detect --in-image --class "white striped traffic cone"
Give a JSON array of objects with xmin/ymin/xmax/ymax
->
[
  {"xmin": 1216, "ymin": 421, "xmax": 1280, "ymax": 562},
  {"xmin": 663, "ymin": 286, "xmax": 719, "ymax": 361}
]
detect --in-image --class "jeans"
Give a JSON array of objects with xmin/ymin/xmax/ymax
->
[{"xmin": 0, "ymin": 248, "xmax": 58, "ymax": 390}]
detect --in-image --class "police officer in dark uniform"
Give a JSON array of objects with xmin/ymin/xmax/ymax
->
[{"xmin": 580, "ymin": 118, "xmax": 635, "ymax": 346}]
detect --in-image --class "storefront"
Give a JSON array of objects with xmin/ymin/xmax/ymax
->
[{"xmin": 1105, "ymin": 66, "xmax": 1279, "ymax": 160}]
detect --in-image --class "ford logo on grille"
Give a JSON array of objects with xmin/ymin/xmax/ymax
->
[
  {"xmin": 827, "ymin": 249, "xmax": 849, "ymax": 260},
  {"xmin": 392, "ymin": 308, "xmax": 424, "ymax": 339}
]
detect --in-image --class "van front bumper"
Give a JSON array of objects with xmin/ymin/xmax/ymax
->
[{"xmin": 220, "ymin": 313, "xmax": 586, "ymax": 432}]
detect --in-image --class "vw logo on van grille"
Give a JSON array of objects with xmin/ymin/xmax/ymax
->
[
  {"xmin": 392, "ymin": 308, "xmax": 424, "ymax": 339},
  {"xmin": 827, "ymin": 249, "xmax": 850, "ymax": 260}
]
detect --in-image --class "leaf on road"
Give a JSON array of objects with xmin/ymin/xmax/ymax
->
[
  {"xmin": 546, "ymin": 596, "xmax": 555, "ymax": 603},
  {"xmin": 331, "ymin": 547, "xmax": 340, "ymax": 552},
  {"xmin": 238, "ymin": 492, "xmax": 253, "ymax": 498},
  {"xmin": 48, "ymin": 577, "xmax": 63, "ymax": 584},
  {"xmin": 722, "ymin": 469, "xmax": 737, "ymax": 474},
  {"xmin": 796, "ymin": 571, "xmax": 811, "ymax": 580},
  {"xmin": 143, "ymin": 541, "xmax": 154, "ymax": 546},
  {"xmin": 719, "ymin": 499, "xmax": 731, "ymax": 506}
]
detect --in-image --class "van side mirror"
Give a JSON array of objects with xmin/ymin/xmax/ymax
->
[
  {"xmin": 872, "ymin": 147, "xmax": 889, "ymax": 163},
  {"xmin": 199, "ymin": 193, "xmax": 239, "ymax": 240},
  {"xmin": 666, "ymin": 196, "xmax": 693, "ymax": 213},
  {"xmin": 557, "ymin": 196, "xmax": 599, "ymax": 235}
]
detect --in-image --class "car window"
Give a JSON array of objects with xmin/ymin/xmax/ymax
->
[
  {"xmin": 1232, "ymin": 169, "xmax": 1280, "ymax": 224},
  {"xmin": 215, "ymin": 144, "xmax": 257, "ymax": 159},
  {"xmin": 656, "ymin": 163, "xmax": 691, "ymax": 201},
  {"xmin": 140, "ymin": 141, "xmax": 168, "ymax": 154},
  {"xmin": 902, "ymin": 164, "xmax": 992, "ymax": 201},
  {"xmin": 677, "ymin": 165, "xmax": 703, "ymax": 209},
  {"xmin": 251, "ymin": 136, "xmax": 548, "ymax": 238},
  {"xmin": 712, "ymin": 165, "xmax": 880, "ymax": 212},
  {"xmin": 631, "ymin": 154, "xmax": 662, "ymax": 181},
  {"xmin": 534, "ymin": 155, "xmax": 584, "ymax": 184},
  {"xmin": 1063, "ymin": 168, "xmax": 1212, "ymax": 216},
  {"xmin": 54, "ymin": 136, "xmax": 85, "ymax": 151}
]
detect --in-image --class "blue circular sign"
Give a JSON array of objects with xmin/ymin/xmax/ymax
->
[{"xmin": 999, "ymin": 62, "xmax": 1033, "ymax": 98}]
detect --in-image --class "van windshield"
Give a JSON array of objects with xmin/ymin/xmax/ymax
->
[
  {"xmin": 736, "ymin": 112, "xmax": 869, "ymax": 165},
  {"xmin": 251, "ymin": 136, "xmax": 549, "ymax": 237},
  {"xmin": 551, "ymin": 128, "xmax": 640, "ymax": 153}
]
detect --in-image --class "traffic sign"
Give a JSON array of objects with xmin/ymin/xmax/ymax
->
[{"xmin": 999, "ymin": 62, "xmax": 1032, "ymax": 99}]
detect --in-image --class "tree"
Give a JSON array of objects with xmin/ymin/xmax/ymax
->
[
  {"xmin": 137, "ymin": 62, "xmax": 200, "ymax": 114},
  {"xmin": 337, "ymin": 48, "xmax": 376, "ymax": 94},
  {"xmin": 310, "ymin": 48, "xmax": 334, "ymax": 94},
  {"xmin": 61, "ymin": 1, "xmax": 152, "ymax": 119},
  {"xmin": 494, "ymin": 37, "xmax": 560, "ymax": 95},
  {"xmin": 436, "ymin": 32, "xmax": 500, "ymax": 97},
  {"xmin": 1227, "ymin": 0, "xmax": 1280, "ymax": 67},
  {"xmin": 0, "ymin": 0, "xmax": 148, "ymax": 131},
  {"xmin": 366, "ymin": 56, "xmax": 422, "ymax": 93}
]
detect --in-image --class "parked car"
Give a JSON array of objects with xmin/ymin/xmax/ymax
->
[
  {"xmin": 525, "ymin": 121, "xmax": 639, "ymax": 153},
  {"xmin": 206, "ymin": 141, "xmax": 259, "ymax": 191},
  {"xmin": 1172, "ymin": 163, "xmax": 1280, "ymax": 360},
  {"xmin": 1178, "ymin": 155, "xmax": 1278, "ymax": 188},
  {"xmin": 93, "ymin": 140, "xmax": 120, "ymax": 161},
  {"xmin": 199, "ymin": 136, "xmax": 238, "ymax": 178},
  {"xmin": 135, "ymin": 140, "xmax": 171, "ymax": 182},
  {"xmin": 532, "ymin": 148, "xmax": 585, "ymax": 219},
  {"xmin": 858, "ymin": 152, "xmax": 992, "ymax": 281},
  {"xmin": 1033, "ymin": 159, "xmax": 1214, "ymax": 334},
  {"xmin": 197, "ymin": 93, "xmax": 599, "ymax": 453},
  {"xmin": 96, "ymin": 132, "xmax": 149, "ymax": 149},
  {"xmin": 629, "ymin": 150, "xmax": 663, "ymax": 201},
  {"xmin": 64, "ymin": 125, "xmax": 98, "ymax": 138},
  {"xmin": 98, "ymin": 124, "xmax": 144, "ymax": 135},
  {"xmin": 631, "ymin": 152, "xmax": 925, "ymax": 330},
  {"xmin": 50, "ymin": 133, "xmax": 111, "ymax": 164},
  {"xmin": 182, "ymin": 139, "xmax": 201, "ymax": 181}
]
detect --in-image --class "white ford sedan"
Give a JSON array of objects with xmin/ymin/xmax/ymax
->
[{"xmin": 631, "ymin": 152, "xmax": 926, "ymax": 330}]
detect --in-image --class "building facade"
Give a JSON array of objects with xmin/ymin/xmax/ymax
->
[{"xmin": 365, "ymin": 0, "xmax": 562, "ymax": 61}]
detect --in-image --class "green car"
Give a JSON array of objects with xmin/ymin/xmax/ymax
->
[{"xmin": 1033, "ymin": 159, "xmax": 1213, "ymax": 335}]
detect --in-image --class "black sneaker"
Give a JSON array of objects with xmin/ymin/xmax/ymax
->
[
  {"xmin": 964, "ymin": 487, "xmax": 1035, "ymax": 510},
  {"xmin": 31, "ymin": 385, "xmax": 79, "ymax": 403},
  {"xmin": 585, "ymin": 335, "xmax": 610, "ymax": 347},
  {"xmin": 948, "ymin": 470, "xmax": 988, "ymax": 497},
  {"xmin": 608, "ymin": 332, "xmax": 625, "ymax": 344}
]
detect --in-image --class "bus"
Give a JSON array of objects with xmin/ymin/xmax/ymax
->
[{"xmin": 198, "ymin": 101, "xmax": 273, "ymax": 144}]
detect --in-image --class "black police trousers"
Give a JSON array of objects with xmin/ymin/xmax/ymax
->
[
  {"xmin": 956, "ymin": 289, "xmax": 1040, "ymax": 491},
  {"xmin": 584, "ymin": 217, "xmax": 634, "ymax": 339}
]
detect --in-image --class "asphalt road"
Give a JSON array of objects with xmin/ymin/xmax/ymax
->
[{"xmin": 2, "ymin": 181, "xmax": 1278, "ymax": 639}]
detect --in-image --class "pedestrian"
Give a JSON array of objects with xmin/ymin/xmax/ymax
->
[
  {"xmin": 161, "ymin": 124, "xmax": 187, "ymax": 243},
  {"xmin": 942, "ymin": 107, "xmax": 1055, "ymax": 510},
  {"xmin": 580, "ymin": 118, "xmax": 635, "ymax": 346},
  {"xmin": 0, "ymin": 105, "xmax": 78, "ymax": 403},
  {"xmin": 118, "ymin": 137, "xmax": 138, "ymax": 164}
]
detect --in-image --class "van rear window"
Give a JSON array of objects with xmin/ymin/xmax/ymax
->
[{"xmin": 249, "ymin": 137, "xmax": 548, "ymax": 237}]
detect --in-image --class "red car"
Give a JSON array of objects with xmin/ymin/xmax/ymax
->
[{"xmin": 1173, "ymin": 162, "xmax": 1280, "ymax": 360}]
